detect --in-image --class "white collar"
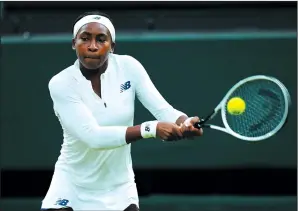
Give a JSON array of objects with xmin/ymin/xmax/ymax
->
[
  {"xmin": 72, "ymin": 58, "xmax": 112, "ymax": 83},
  {"xmin": 72, "ymin": 59, "xmax": 87, "ymax": 83}
]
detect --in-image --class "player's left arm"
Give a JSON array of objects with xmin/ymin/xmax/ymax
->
[{"xmin": 125, "ymin": 56, "xmax": 202, "ymax": 137}]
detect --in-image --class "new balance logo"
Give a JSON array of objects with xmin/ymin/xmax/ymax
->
[
  {"xmin": 120, "ymin": 81, "xmax": 131, "ymax": 93},
  {"xmin": 93, "ymin": 16, "xmax": 101, "ymax": 20},
  {"xmin": 145, "ymin": 124, "xmax": 150, "ymax": 132},
  {"xmin": 55, "ymin": 198, "xmax": 69, "ymax": 206}
]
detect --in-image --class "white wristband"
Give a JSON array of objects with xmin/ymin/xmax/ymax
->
[
  {"xmin": 140, "ymin": 121, "xmax": 159, "ymax": 138},
  {"xmin": 183, "ymin": 117, "xmax": 194, "ymax": 127}
]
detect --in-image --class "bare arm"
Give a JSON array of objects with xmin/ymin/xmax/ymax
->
[{"xmin": 125, "ymin": 125, "xmax": 142, "ymax": 144}]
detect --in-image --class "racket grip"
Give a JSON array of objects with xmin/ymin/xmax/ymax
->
[
  {"xmin": 194, "ymin": 121, "xmax": 203, "ymax": 129},
  {"xmin": 194, "ymin": 123, "xmax": 201, "ymax": 129},
  {"xmin": 194, "ymin": 118, "xmax": 209, "ymax": 129}
]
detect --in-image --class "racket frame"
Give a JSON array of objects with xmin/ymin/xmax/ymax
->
[{"xmin": 196, "ymin": 75, "xmax": 291, "ymax": 141}]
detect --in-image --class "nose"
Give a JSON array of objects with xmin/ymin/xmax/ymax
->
[{"xmin": 88, "ymin": 39, "xmax": 98, "ymax": 52}]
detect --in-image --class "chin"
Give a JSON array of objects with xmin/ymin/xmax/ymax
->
[
  {"xmin": 82, "ymin": 61, "xmax": 102, "ymax": 70},
  {"xmin": 86, "ymin": 64, "xmax": 101, "ymax": 70}
]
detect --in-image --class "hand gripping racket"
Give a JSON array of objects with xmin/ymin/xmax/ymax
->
[{"xmin": 194, "ymin": 75, "xmax": 291, "ymax": 141}]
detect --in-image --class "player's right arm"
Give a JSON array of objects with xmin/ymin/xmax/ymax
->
[{"xmin": 49, "ymin": 77, "xmax": 182, "ymax": 149}]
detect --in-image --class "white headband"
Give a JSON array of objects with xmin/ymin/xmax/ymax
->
[{"xmin": 73, "ymin": 15, "xmax": 116, "ymax": 42}]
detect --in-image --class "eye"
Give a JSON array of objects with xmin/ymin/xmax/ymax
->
[
  {"xmin": 97, "ymin": 38, "xmax": 106, "ymax": 43},
  {"xmin": 81, "ymin": 37, "xmax": 89, "ymax": 41}
]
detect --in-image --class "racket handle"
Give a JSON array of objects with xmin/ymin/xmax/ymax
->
[
  {"xmin": 194, "ymin": 119, "xmax": 211, "ymax": 129},
  {"xmin": 194, "ymin": 110, "xmax": 216, "ymax": 129},
  {"xmin": 194, "ymin": 122, "xmax": 201, "ymax": 129},
  {"xmin": 194, "ymin": 119, "xmax": 205, "ymax": 129}
]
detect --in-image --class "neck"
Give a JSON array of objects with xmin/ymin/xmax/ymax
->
[{"xmin": 80, "ymin": 60, "xmax": 108, "ymax": 80}]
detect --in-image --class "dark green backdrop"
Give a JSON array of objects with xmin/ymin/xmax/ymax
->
[{"xmin": 1, "ymin": 34, "xmax": 296, "ymax": 169}]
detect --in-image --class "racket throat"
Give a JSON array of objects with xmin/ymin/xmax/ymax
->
[{"xmin": 195, "ymin": 109, "xmax": 217, "ymax": 128}]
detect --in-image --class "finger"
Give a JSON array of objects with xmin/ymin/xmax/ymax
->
[
  {"xmin": 181, "ymin": 123, "xmax": 199, "ymax": 139},
  {"xmin": 164, "ymin": 129, "xmax": 180, "ymax": 141},
  {"xmin": 180, "ymin": 124, "xmax": 191, "ymax": 133},
  {"xmin": 161, "ymin": 135, "xmax": 168, "ymax": 141},
  {"xmin": 190, "ymin": 126, "xmax": 203, "ymax": 136},
  {"xmin": 171, "ymin": 133, "xmax": 182, "ymax": 141},
  {"xmin": 187, "ymin": 125, "xmax": 193, "ymax": 131},
  {"xmin": 171, "ymin": 125, "xmax": 183, "ymax": 139},
  {"xmin": 183, "ymin": 125, "xmax": 193, "ymax": 136},
  {"xmin": 190, "ymin": 116, "xmax": 200, "ymax": 125},
  {"xmin": 175, "ymin": 126, "xmax": 184, "ymax": 137}
]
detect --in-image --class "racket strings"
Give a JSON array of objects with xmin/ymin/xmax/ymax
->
[{"xmin": 223, "ymin": 80, "xmax": 287, "ymax": 138}]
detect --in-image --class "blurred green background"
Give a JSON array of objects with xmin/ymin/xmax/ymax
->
[
  {"xmin": 1, "ymin": 33, "xmax": 297, "ymax": 170},
  {"xmin": 1, "ymin": 2, "xmax": 297, "ymax": 211}
]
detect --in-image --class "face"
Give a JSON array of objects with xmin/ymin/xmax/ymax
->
[{"xmin": 72, "ymin": 22, "xmax": 115, "ymax": 70}]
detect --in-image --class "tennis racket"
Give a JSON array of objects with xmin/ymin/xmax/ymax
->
[{"xmin": 194, "ymin": 75, "xmax": 291, "ymax": 141}]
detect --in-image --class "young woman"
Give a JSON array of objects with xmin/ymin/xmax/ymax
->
[{"xmin": 41, "ymin": 11, "xmax": 203, "ymax": 211}]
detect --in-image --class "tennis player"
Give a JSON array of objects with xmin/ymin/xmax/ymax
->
[{"xmin": 41, "ymin": 11, "xmax": 203, "ymax": 211}]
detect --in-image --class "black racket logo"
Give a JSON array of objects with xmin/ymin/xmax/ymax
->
[{"xmin": 249, "ymin": 88, "xmax": 280, "ymax": 132}]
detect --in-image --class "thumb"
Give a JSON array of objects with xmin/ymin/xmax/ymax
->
[{"xmin": 190, "ymin": 116, "xmax": 200, "ymax": 125}]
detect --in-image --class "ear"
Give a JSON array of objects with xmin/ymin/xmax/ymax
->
[
  {"xmin": 72, "ymin": 38, "xmax": 76, "ymax": 50},
  {"xmin": 110, "ymin": 42, "xmax": 116, "ymax": 53}
]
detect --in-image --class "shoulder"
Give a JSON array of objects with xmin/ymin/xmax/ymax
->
[
  {"xmin": 110, "ymin": 54, "xmax": 144, "ymax": 70},
  {"xmin": 111, "ymin": 53, "xmax": 139, "ymax": 63},
  {"xmin": 48, "ymin": 65, "xmax": 77, "ymax": 95},
  {"xmin": 110, "ymin": 54, "xmax": 146, "ymax": 81}
]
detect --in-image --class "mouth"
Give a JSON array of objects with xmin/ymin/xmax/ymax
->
[{"xmin": 85, "ymin": 56, "xmax": 101, "ymax": 60}]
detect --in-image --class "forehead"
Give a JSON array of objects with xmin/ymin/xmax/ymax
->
[{"xmin": 78, "ymin": 22, "xmax": 110, "ymax": 35}]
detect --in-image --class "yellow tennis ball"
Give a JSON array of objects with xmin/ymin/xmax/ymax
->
[{"xmin": 227, "ymin": 97, "xmax": 246, "ymax": 115}]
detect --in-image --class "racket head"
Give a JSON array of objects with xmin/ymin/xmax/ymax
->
[{"xmin": 220, "ymin": 75, "xmax": 291, "ymax": 141}]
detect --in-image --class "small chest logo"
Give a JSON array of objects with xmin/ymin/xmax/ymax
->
[
  {"xmin": 55, "ymin": 198, "xmax": 69, "ymax": 207},
  {"xmin": 120, "ymin": 81, "xmax": 131, "ymax": 93}
]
